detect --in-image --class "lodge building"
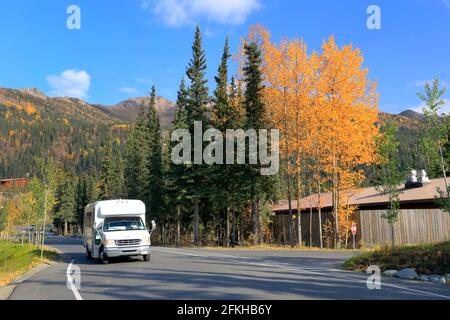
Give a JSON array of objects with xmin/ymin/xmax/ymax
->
[
  {"xmin": 271, "ymin": 178, "xmax": 450, "ymax": 248},
  {"xmin": 0, "ymin": 178, "xmax": 28, "ymax": 189}
]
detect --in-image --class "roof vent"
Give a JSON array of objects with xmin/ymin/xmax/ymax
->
[
  {"xmin": 418, "ymin": 170, "xmax": 430, "ymax": 183},
  {"xmin": 405, "ymin": 169, "xmax": 423, "ymax": 189}
]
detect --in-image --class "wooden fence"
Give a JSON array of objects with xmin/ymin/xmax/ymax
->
[
  {"xmin": 359, "ymin": 208, "xmax": 450, "ymax": 247},
  {"xmin": 272, "ymin": 208, "xmax": 450, "ymax": 248}
]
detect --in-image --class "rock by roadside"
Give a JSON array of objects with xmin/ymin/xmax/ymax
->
[
  {"xmin": 382, "ymin": 270, "xmax": 398, "ymax": 277},
  {"xmin": 394, "ymin": 268, "xmax": 419, "ymax": 280},
  {"xmin": 383, "ymin": 268, "xmax": 449, "ymax": 286}
]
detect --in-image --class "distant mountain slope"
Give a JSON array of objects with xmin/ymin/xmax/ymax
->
[
  {"xmin": 103, "ymin": 96, "xmax": 176, "ymax": 129},
  {"xmin": 0, "ymin": 88, "xmax": 127, "ymax": 178},
  {"xmin": 0, "ymin": 86, "xmax": 429, "ymax": 180},
  {"xmin": 399, "ymin": 109, "xmax": 426, "ymax": 121}
]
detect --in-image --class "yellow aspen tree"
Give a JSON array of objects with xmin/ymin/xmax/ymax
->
[{"xmin": 314, "ymin": 36, "xmax": 379, "ymax": 248}]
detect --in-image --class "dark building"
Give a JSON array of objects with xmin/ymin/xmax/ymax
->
[
  {"xmin": 0, "ymin": 178, "xmax": 28, "ymax": 189},
  {"xmin": 272, "ymin": 178, "xmax": 450, "ymax": 248}
]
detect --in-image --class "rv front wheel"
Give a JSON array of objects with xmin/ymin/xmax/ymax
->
[
  {"xmin": 143, "ymin": 254, "xmax": 150, "ymax": 262},
  {"xmin": 99, "ymin": 248, "xmax": 109, "ymax": 264},
  {"xmin": 86, "ymin": 247, "xmax": 92, "ymax": 259}
]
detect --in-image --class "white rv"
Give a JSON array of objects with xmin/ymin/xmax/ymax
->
[{"xmin": 83, "ymin": 200, "xmax": 156, "ymax": 264}]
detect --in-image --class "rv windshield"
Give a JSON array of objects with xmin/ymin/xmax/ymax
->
[{"xmin": 103, "ymin": 217, "xmax": 146, "ymax": 232}]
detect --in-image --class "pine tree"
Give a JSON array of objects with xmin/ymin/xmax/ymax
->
[
  {"xmin": 125, "ymin": 103, "xmax": 149, "ymax": 200},
  {"xmin": 75, "ymin": 172, "xmax": 97, "ymax": 228},
  {"xmin": 167, "ymin": 79, "xmax": 190, "ymax": 246},
  {"xmin": 242, "ymin": 42, "xmax": 277, "ymax": 245},
  {"xmin": 213, "ymin": 37, "xmax": 232, "ymax": 127},
  {"xmin": 98, "ymin": 134, "xmax": 126, "ymax": 200},
  {"xmin": 146, "ymin": 86, "xmax": 164, "ymax": 222},
  {"xmin": 55, "ymin": 171, "xmax": 77, "ymax": 235},
  {"xmin": 186, "ymin": 25, "xmax": 210, "ymax": 127},
  {"xmin": 209, "ymin": 38, "xmax": 247, "ymax": 246},
  {"xmin": 185, "ymin": 25, "xmax": 211, "ymax": 245}
]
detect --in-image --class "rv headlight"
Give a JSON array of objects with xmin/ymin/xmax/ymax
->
[
  {"xmin": 142, "ymin": 236, "xmax": 150, "ymax": 246},
  {"xmin": 104, "ymin": 239, "xmax": 115, "ymax": 247}
]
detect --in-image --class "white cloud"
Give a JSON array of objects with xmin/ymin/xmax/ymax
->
[
  {"xmin": 412, "ymin": 99, "xmax": 450, "ymax": 115},
  {"xmin": 47, "ymin": 69, "xmax": 91, "ymax": 99},
  {"xmin": 142, "ymin": 0, "xmax": 261, "ymax": 26},
  {"xmin": 119, "ymin": 86, "xmax": 140, "ymax": 95}
]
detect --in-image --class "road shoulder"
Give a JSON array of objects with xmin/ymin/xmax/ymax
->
[{"xmin": 0, "ymin": 262, "xmax": 55, "ymax": 300}]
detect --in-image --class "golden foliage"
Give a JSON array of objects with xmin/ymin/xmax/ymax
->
[{"xmin": 245, "ymin": 25, "xmax": 380, "ymax": 245}]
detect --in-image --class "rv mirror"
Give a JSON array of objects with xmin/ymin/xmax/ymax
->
[{"xmin": 150, "ymin": 220, "xmax": 156, "ymax": 232}]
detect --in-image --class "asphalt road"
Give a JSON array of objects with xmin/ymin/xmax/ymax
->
[{"xmin": 9, "ymin": 236, "xmax": 450, "ymax": 300}]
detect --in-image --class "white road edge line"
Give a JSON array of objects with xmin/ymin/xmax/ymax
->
[
  {"xmin": 153, "ymin": 247, "xmax": 450, "ymax": 300},
  {"xmin": 66, "ymin": 260, "xmax": 83, "ymax": 301}
]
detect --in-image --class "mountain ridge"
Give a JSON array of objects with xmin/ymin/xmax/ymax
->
[{"xmin": 0, "ymin": 86, "xmax": 426, "ymax": 179}]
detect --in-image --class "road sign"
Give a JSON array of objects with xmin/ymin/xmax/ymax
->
[{"xmin": 351, "ymin": 223, "xmax": 357, "ymax": 235}]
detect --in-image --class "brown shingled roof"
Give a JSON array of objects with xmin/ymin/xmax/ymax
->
[{"xmin": 272, "ymin": 178, "xmax": 448, "ymax": 212}]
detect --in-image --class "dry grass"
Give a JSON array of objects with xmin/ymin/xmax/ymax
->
[{"xmin": 0, "ymin": 241, "xmax": 58, "ymax": 287}]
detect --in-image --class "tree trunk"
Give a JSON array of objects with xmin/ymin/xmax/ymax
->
[
  {"xmin": 40, "ymin": 190, "xmax": 48, "ymax": 258},
  {"xmin": 318, "ymin": 180, "xmax": 323, "ymax": 249},
  {"xmin": 252, "ymin": 195, "xmax": 261, "ymax": 245},
  {"xmin": 161, "ymin": 222, "xmax": 166, "ymax": 245},
  {"xmin": 225, "ymin": 207, "xmax": 230, "ymax": 247},
  {"xmin": 390, "ymin": 223, "xmax": 395, "ymax": 252},
  {"xmin": 439, "ymin": 146, "xmax": 450, "ymax": 211},
  {"xmin": 296, "ymin": 176, "xmax": 302, "ymax": 247},
  {"xmin": 231, "ymin": 211, "xmax": 237, "ymax": 247},
  {"xmin": 193, "ymin": 198, "xmax": 200, "ymax": 246},
  {"xmin": 64, "ymin": 220, "xmax": 68, "ymax": 236},
  {"xmin": 333, "ymin": 187, "xmax": 339, "ymax": 249},
  {"xmin": 176, "ymin": 207, "xmax": 181, "ymax": 247},
  {"xmin": 309, "ymin": 182, "xmax": 313, "ymax": 247}
]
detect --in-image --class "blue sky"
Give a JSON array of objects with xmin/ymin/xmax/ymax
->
[{"xmin": 0, "ymin": 0, "xmax": 449, "ymax": 114}]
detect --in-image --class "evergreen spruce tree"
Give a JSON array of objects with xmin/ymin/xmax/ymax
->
[
  {"xmin": 242, "ymin": 42, "xmax": 278, "ymax": 245},
  {"xmin": 75, "ymin": 172, "xmax": 97, "ymax": 228},
  {"xmin": 209, "ymin": 37, "xmax": 245, "ymax": 246},
  {"xmin": 184, "ymin": 25, "xmax": 211, "ymax": 245},
  {"xmin": 54, "ymin": 171, "xmax": 77, "ymax": 235},
  {"xmin": 167, "ymin": 79, "xmax": 190, "ymax": 246},
  {"xmin": 99, "ymin": 134, "xmax": 126, "ymax": 200},
  {"xmin": 186, "ymin": 25, "xmax": 210, "ymax": 127},
  {"xmin": 98, "ymin": 135, "xmax": 113, "ymax": 200},
  {"xmin": 146, "ymin": 86, "xmax": 164, "ymax": 222},
  {"xmin": 125, "ymin": 103, "xmax": 149, "ymax": 200}
]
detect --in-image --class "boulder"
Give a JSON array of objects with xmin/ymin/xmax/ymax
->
[
  {"xmin": 382, "ymin": 270, "xmax": 398, "ymax": 277},
  {"xmin": 394, "ymin": 268, "xmax": 419, "ymax": 280},
  {"xmin": 429, "ymin": 275, "xmax": 446, "ymax": 285},
  {"xmin": 419, "ymin": 275, "xmax": 430, "ymax": 282}
]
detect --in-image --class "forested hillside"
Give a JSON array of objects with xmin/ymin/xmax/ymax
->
[
  {"xmin": 0, "ymin": 86, "xmax": 429, "ymax": 180},
  {"xmin": 0, "ymin": 88, "xmax": 175, "ymax": 178}
]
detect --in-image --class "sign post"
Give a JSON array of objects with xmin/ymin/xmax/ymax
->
[{"xmin": 351, "ymin": 223, "xmax": 357, "ymax": 250}]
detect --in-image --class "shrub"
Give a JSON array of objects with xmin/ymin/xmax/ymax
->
[{"xmin": 343, "ymin": 241, "xmax": 450, "ymax": 275}]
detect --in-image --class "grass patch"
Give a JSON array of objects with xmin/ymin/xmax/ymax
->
[
  {"xmin": 343, "ymin": 241, "xmax": 450, "ymax": 275},
  {"xmin": 0, "ymin": 240, "xmax": 58, "ymax": 287}
]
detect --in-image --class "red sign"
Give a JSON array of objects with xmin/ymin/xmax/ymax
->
[{"xmin": 351, "ymin": 223, "xmax": 357, "ymax": 235}]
